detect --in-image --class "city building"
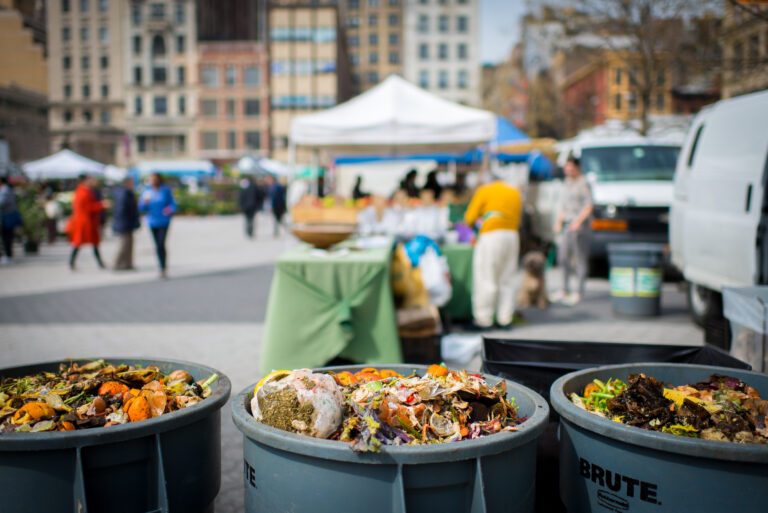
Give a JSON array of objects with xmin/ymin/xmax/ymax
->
[
  {"xmin": 122, "ymin": 0, "xmax": 199, "ymax": 164},
  {"xmin": 47, "ymin": 0, "xmax": 125, "ymax": 165},
  {"xmin": 268, "ymin": 1, "xmax": 353, "ymax": 162},
  {"xmin": 0, "ymin": 0, "xmax": 49, "ymax": 162},
  {"xmin": 197, "ymin": 0, "xmax": 264, "ymax": 42},
  {"xmin": 342, "ymin": 0, "xmax": 402, "ymax": 92},
  {"xmin": 402, "ymin": 0, "xmax": 480, "ymax": 106},
  {"xmin": 196, "ymin": 41, "xmax": 270, "ymax": 165},
  {"xmin": 721, "ymin": 1, "xmax": 768, "ymax": 99}
]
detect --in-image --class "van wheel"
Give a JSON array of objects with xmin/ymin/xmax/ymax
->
[{"xmin": 687, "ymin": 283, "xmax": 722, "ymax": 326}]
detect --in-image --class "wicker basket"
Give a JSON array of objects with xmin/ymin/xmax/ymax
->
[{"xmin": 290, "ymin": 223, "xmax": 357, "ymax": 249}]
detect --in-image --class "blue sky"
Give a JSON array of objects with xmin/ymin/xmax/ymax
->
[{"xmin": 480, "ymin": 0, "xmax": 527, "ymax": 65}]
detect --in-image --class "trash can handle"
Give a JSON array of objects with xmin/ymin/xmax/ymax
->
[
  {"xmin": 390, "ymin": 460, "xmax": 488, "ymax": 512},
  {"xmin": 72, "ymin": 433, "xmax": 170, "ymax": 513}
]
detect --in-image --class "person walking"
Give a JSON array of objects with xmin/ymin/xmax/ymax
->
[
  {"xmin": 267, "ymin": 175, "xmax": 287, "ymax": 237},
  {"xmin": 552, "ymin": 157, "xmax": 594, "ymax": 305},
  {"xmin": 238, "ymin": 176, "xmax": 264, "ymax": 239},
  {"xmin": 0, "ymin": 177, "xmax": 21, "ymax": 264},
  {"xmin": 464, "ymin": 176, "xmax": 523, "ymax": 329},
  {"xmin": 139, "ymin": 173, "xmax": 176, "ymax": 278},
  {"xmin": 67, "ymin": 174, "xmax": 108, "ymax": 270},
  {"xmin": 112, "ymin": 176, "xmax": 140, "ymax": 270}
]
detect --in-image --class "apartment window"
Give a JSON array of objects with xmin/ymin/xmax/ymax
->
[
  {"xmin": 131, "ymin": 3, "xmax": 141, "ymax": 25},
  {"xmin": 419, "ymin": 0, "xmax": 427, "ymax": 3},
  {"xmin": 615, "ymin": 93, "xmax": 621, "ymax": 111},
  {"xmin": 80, "ymin": 0, "xmax": 89, "ymax": 13},
  {"xmin": 133, "ymin": 35, "xmax": 141, "ymax": 54},
  {"xmin": 347, "ymin": 16, "xmax": 359, "ymax": 28},
  {"xmin": 81, "ymin": 55, "xmax": 90, "ymax": 70},
  {"xmin": 62, "ymin": 26, "xmax": 71, "ymax": 42},
  {"xmin": 656, "ymin": 93, "xmax": 665, "ymax": 111},
  {"xmin": 347, "ymin": 0, "xmax": 359, "ymax": 8},
  {"xmin": 177, "ymin": 66, "xmax": 185, "ymax": 84},
  {"xmin": 201, "ymin": 66, "xmax": 218, "ymax": 87},
  {"xmin": 419, "ymin": 43, "xmax": 428, "ymax": 59},
  {"xmin": 457, "ymin": 15, "xmax": 468, "ymax": 33},
  {"xmin": 628, "ymin": 92, "xmax": 637, "ymax": 112},
  {"xmin": 657, "ymin": 69, "xmax": 665, "ymax": 86},
  {"xmin": 458, "ymin": 43, "xmax": 467, "ymax": 60},
  {"xmin": 245, "ymin": 131, "xmax": 260, "ymax": 150},
  {"xmin": 388, "ymin": 14, "xmax": 398, "ymax": 26},
  {"xmin": 202, "ymin": 131, "xmax": 218, "ymax": 150},
  {"xmin": 101, "ymin": 84, "xmax": 108, "ymax": 98},
  {"xmin": 227, "ymin": 131, "xmax": 237, "ymax": 150},
  {"xmin": 82, "ymin": 84, "xmax": 90, "ymax": 98},
  {"xmin": 81, "ymin": 27, "xmax": 89, "ymax": 42},
  {"xmin": 629, "ymin": 69, "xmax": 637, "ymax": 85},
  {"xmin": 419, "ymin": 70, "xmax": 428, "ymax": 88},
  {"xmin": 201, "ymin": 99, "xmax": 217, "ymax": 117},
  {"xmin": 64, "ymin": 84, "xmax": 72, "ymax": 98},
  {"xmin": 369, "ymin": 14, "xmax": 377, "ymax": 26},
  {"xmin": 150, "ymin": 3, "xmax": 165, "ymax": 19},
  {"xmin": 350, "ymin": 54, "xmax": 360, "ymax": 66},
  {"xmin": 133, "ymin": 66, "xmax": 142, "ymax": 85},
  {"xmin": 226, "ymin": 66, "xmax": 237, "ymax": 86},
  {"xmin": 614, "ymin": 67, "xmax": 622, "ymax": 85},
  {"xmin": 135, "ymin": 96, "xmax": 143, "ymax": 115},
  {"xmin": 733, "ymin": 42, "xmax": 743, "ymax": 73},
  {"xmin": 438, "ymin": 43, "xmax": 448, "ymax": 60},
  {"xmin": 369, "ymin": 52, "xmax": 378, "ymax": 64},
  {"xmin": 368, "ymin": 71, "xmax": 379, "ymax": 84},
  {"xmin": 369, "ymin": 33, "xmax": 378, "ymax": 45},
  {"xmin": 457, "ymin": 70, "xmax": 468, "ymax": 89},
  {"xmin": 438, "ymin": 0, "xmax": 446, "ymax": 3},
  {"xmin": 226, "ymin": 98, "xmax": 235, "ymax": 119},
  {"xmin": 154, "ymin": 95, "xmax": 167, "ymax": 115},
  {"xmin": 244, "ymin": 66, "xmax": 260, "ymax": 86},
  {"xmin": 389, "ymin": 33, "xmax": 398, "ymax": 45},
  {"xmin": 152, "ymin": 66, "xmax": 167, "ymax": 84},
  {"xmin": 438, "ymin": 15, "xmax": 448, "ymax": 33},
  {"xmin": 748, "ymin": 35, "xmax": 759, "ymax": 66},
  {"xmin": 438, "ymin": 70, "xmax": 448, "ymax": 89},
  {"xmin": 100, "ymin": 109, "xmax": 110, "ymax": 124},
  {"xmin": 369, "ymin": 0, "xmax": 379, "ymax": 5},
  {"xmin": 62, "ymin": 0, "xmax": 70, "ymax": 13},
  {"xmin": 177, "ymin": 135, "xmax": 185, "ymax": 152},
  {"xmin": 64, "ymin": 110, "xmax": 73, "ymax": 123},
  {"xmin": 418, "ymin": 15, "xmax": 428, "ymax": 33},
  {"xmin": 98, "ymin": 0, "xmax": 107, "ymax": 12},
  {"xmin": 457, "ymin": 0, "xmax": 467, "ymax": 3},
  {"xmin": 245, "ymin": 99, "xmax": 260, "ymax": 116},
  {"xmin": 176, "ymin": 35, "xmax": 185, "ymax": 53},
  {"xmin": 152, "ymin": 35, "xmax": 166, "ymax": 56},
  {"xmin": 83, "ymin": 110, "xmax": 92, "ymax": 123},
  {"xmin": 389, "ymin": 0, "xmax": 399, "ymax": 4},
  {"xmin": 63, "ymin": 55, "xmax": 71, "ymax": 70},
  {"xmin": 348, "ymin": 35, "xmax": 359, "ymax": 46},
  {"xmin": 99, "ymin": 27, "xmax": 108, "ymax": 44},
  {"xmin": 388, "ymin": 51, "xmax": 399, "ymax": 64},
  {"xmin": 175, "ymin": 2, "xmax": 185, "ymax": 24},
  {"xmin": 100, "ymin": 55, "xmax": 108, "ymax": 69},
  {"xmin": 178, "ymin": 95, "xmax": 186, "ymax": 115}
]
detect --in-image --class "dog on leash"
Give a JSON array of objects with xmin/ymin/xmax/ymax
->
[{"xmin": 517, "ymin": 251, "xmax": 548, "ymax": 309}]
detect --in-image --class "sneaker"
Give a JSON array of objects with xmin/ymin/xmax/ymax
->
[
  {"xmin": 562, "ymin": 293, "xmax": 582, "ymax": 306},
  {"xmin": 548, "ymin": 290, "xmax": 566, "ymax": 303}
]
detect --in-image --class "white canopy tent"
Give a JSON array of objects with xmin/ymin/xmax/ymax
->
[{"xmin": 23, "ymin": 149, "xmax": 105, "ymax": 180}]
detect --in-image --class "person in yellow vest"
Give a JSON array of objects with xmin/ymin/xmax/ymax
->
[{"xmin": 464, "ymin": 177, "xmax": 523, "ymax": 328}]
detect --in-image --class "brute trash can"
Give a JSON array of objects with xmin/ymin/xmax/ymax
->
[
  {"xmin": 607, "ymin": 243, "xmax": 666, "ymax": 316},
  {"xmin": 551, "ymin": 363, "xmax": 768, "ymax": 513},
  {"xmin": 723, "ymin": 286, "xmax": 768, "ymax": 373},
  {"xmin": 232, "ymin": 364, "xmax": 549, "ymax": 513},
  {"xmin": 0, "ymin": 358, "xmax": 231, "ymax": 513}
]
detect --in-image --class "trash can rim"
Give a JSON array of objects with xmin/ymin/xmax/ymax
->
[
  {"xmin": 606, "ymin": 242, "xmax": 667, "ymax": 253},
  {"xmin": 0, "ymin": 357, "xmax": 231, "ymax": 451},
  {"xmin": 232, "ymin": 364, "xmax": 549, "ymax": 465},
  {"xmin": 550, "ymin": 362, "xmax": 768, "ymax": 463}
]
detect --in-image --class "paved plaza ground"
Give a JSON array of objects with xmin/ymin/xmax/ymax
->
[{"xmin": 0, "ymin": 215, "xmax": 703, "ymax": 512}]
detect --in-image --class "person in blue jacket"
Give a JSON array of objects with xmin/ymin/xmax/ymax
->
[
  {"xmin": 112, "ymin": 176, "xmax": 140, "ymax": 270},
  {"xmin": 139, "ymin": 173, "xmax": 176, "ymax": 278}
]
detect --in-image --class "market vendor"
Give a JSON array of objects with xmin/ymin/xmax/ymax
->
[{"xmin": 464, "ymin": 175, "xmax": 522, "ymax": 329}]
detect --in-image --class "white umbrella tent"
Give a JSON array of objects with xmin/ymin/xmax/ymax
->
[{"xmin": 23, "ymin": 149, "xmax": 105, "ymax": 180}]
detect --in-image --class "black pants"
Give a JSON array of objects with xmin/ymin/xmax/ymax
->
[
  {"xmin": 244, "ymin": 211, "xmax": 256, "ymax": 238},
  {"xmin": 1, "ymin": 227, "xmax": 14, "ymax": 258},
  {"xmin": 273, "ymin": 212, "xmax": 285, "ymax": 237},
  {"xmin": 151, "ymin": 225, "xmax": 169, "ymax": 270}
]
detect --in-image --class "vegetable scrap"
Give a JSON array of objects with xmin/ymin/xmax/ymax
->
[
  {"xmin": 570, "ymin": 373, "xmax": 768, "ymax": 444},
  {"xmin": 0, "ymin": 360, "xmax": 219, "ymax": 433},
  {"xmin": 251, "ymin": 364, "xmax": 524, "ymax": 452}
]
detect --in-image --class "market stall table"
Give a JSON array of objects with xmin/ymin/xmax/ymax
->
[
  {"xmin": 259, "ymin": 240, "xmax": 402, "ymax": 373},
  {"xmin": 441, "ymin": 242, "xmax": 474, "ymax": 323}
]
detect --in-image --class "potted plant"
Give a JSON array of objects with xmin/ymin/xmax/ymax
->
[{"xmin": 17, "ymin": 189, "xmax": 46, "ymax": 254}]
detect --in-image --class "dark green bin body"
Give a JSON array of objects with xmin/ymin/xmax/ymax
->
[
  {"xmin": 607, "ymin": 243, "xmax": 666, "ymax": 316},
  {"xmin": 232, "ymin": 364, "xmax": 549, "ymax": 513},
  {"xmin": 551, "ymin": 363, "xmax": 768, "ymax": 513},
  {"xmin": 0, "ymin": 358, "xmax": 231, "ymax": 513}
]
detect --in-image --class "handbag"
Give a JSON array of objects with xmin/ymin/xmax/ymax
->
[{"xmin": 2, "ymin": 211, "xmax": 22, "ymax": 229}]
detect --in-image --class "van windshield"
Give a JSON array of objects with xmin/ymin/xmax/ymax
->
[{"xmin": 580, "ymin": 145, "xmax": 679, "ymax": 182}]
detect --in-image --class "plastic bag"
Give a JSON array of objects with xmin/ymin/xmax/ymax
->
[{"xmin": 419, "ymin": 246, "xmax": 452, "ymax": 307}]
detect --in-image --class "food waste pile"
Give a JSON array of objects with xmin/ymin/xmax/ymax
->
[
  {"xmin": 0, "ymin": 360, "xmax": 218, "ymax": 433},
  {"xmin": 570, "ymin": 373, "xmax": 768, "ymax": 444},
  {"xmin": 251, "ymin": 364, "xmax": 524, "ymax": 452}
]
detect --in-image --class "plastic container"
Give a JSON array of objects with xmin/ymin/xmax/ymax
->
[
  {"xmin": 0, "ymin": 358, "xmax": 231, "ymax": 513},
  {"xmin": 551, "ymin": 363, "xmax": 768, "ymax": 513},
  {"xmin": 607, "ymin": 243, "xmax": 666, "ymax": 316},
  {"xmin": 399, "ymin": 332, "xmax": 442, "ymax": 363},
  {"xmin": 232, "ymin": 364, "xmax": 549, "ymax": 513},
  {"xmin": 723, "ymin": 286, "xmax": 768, "ymax": 372}
]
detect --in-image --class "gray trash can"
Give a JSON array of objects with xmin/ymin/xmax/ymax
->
[
  {"xmin": 723, "ymin": 286, "xmax": 768, "ymax": 373},
  {"xmin": 607, "ymin": 243, "xmax": 666, "ymax": 316},
  {"xmin": 551, "ymin": 363, "xmax": 768, "ymax": 513},
  {"xmin": 0, "ymin": 358, "xmax": 231, "ymax": 513},
  {"xmin": 232, "ymin": 364, "xmax": 549, "ymax": 513}
]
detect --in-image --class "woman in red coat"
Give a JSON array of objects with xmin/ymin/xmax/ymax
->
[{"xmin": 67, "ymin": 175, "xmax": 108, "ymax": 270}]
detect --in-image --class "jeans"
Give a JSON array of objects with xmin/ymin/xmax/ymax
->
[
  {"xmin": 151, "ymin": 225, "xmax": 169, "ymax": 270},
  {"xmin": 1, "ymin": 227, "xmax": 13, "ymax": 258},
  {"xmin": 560, "ymin": 228, "xmax": 591, "ymax": 296},
  {"xmin": 244, "ymin": 212, "xmax": 256, "ymax": 238}
]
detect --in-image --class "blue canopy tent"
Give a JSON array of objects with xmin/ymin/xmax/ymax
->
[{"xmin": 132, "ymin": 160, "xmax": 216, "ymax": 179}]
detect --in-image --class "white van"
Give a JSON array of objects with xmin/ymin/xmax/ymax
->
[{"xmin": 670, "ymin": 89, "xmax": 768, "ymax": 323}]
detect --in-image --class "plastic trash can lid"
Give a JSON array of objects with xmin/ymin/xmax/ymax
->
[{"xmin": 607, "ymin": 243, "xmax": 667, "ymax": 254}]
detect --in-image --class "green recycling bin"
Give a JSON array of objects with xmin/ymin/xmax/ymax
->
[{"xmin": 607, "ymin": 243, "xmax": 666, "ymax": 316}]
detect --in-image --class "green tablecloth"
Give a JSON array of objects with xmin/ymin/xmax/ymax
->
[
  {"xmin": 442, "ymin": 243, "xmax": 474, "ymax": 323},
  {"xmin": 259, "ymin": 241, "xmax": 402, "ymax": 373}
]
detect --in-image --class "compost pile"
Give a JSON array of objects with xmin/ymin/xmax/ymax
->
[
  {"xmin": 570, "ymin": 373, "xmax": 768, "ymax": 444},
  {"xmin": 252, "ymin": 365, "xmax": 523, "ymax": 453},
  {"xmin": 0, "ymin": 360, "xmax": 218, "ymax": 433}
]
